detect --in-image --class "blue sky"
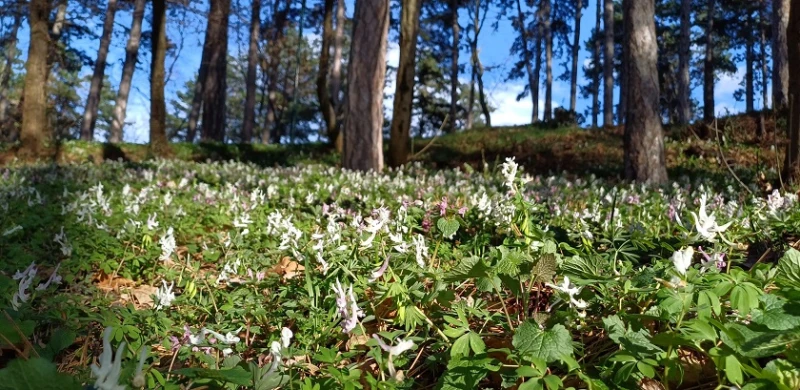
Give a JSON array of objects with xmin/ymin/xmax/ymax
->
[{"xmin": 8, "ymin": 0, "xmax": 751, "ymax": 143}]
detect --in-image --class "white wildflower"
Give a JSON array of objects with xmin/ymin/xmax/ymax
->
[
  {"xmin": 36, "ymin": 263, "xmax": 62, "ymax": 291},
  {"xmin": 412, "ymin": 234, "xmax": 428, "ymax": 268},
  {"xmin": 205, "ymin": 327, "xmax": 242, "ymax": 345},
  {"xmin": 146, "ymin": 213, "xmax": 159, "ymax": 230},
  {"xmin": 332, "ymin": 279, "xmax": 364, "ymax": 334},
  {"xmin": 281, "ymin": 327, "xmax": 293, "ymax": 348},
  {"xmin": 546, "ymin": 276, "xmax": 588, "ymax": 309},
  {"xmin": 155, "ymin": 280, "xmax": 176, "ymax": 309},
  {"xmin": 372, "ymin": 334, "xmax": 416, "ymax": 377},
  {"xmin": 690, "ymin": 194, "xmax": 732, "ymax": 242},
  {"xmin": 91, "ymin": 327, "xmax": 126, "ymax": 390},
  {"xmin": 159, "ymin": 227, "xmax": 176, "ymax": 262},
  {"xmin": 671, "ymin": 246, "xmax": 694, "ymax": 275},
  {"xmin": 500, "ymin": 157, "xmax": 519, "ymax": 190}
]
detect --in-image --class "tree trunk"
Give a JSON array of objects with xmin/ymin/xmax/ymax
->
[
  {"xmin": 264, "ymin": 0, "xmax": 292, "ymax": 144},
  {"xmin": 760, "ymin": 0, "xmax": 768, "ymax": 111},
  {"xmin": 150, "ymin": 0, "xmax": 169, "ymax": 155},
  {"xmin": 200, "ymin": 0, "xmax": 231, "ymax": 142},
  {"xmin": 677, "ymin": 0, "xmax": 691, "ymax": 124},
  {"xmin": 774, "ymin": 0, "xmax": 790, "ymax": 109},
  {"xmin": 477, "ymin": 55, "xmax": 491, "ymax": 127},
  {"xmin": 318, "ymin": 0, "xmax": 337, "ymax": 146},
  {"xmin": 109, "ymin": 0, "xmax": 145, "ymax": 144},
  {"xmin": 80, "ymin": 0, "xmax": 118, "ymax": 141},
  {"xmin": 389, "ymin": 0, "xmax": 421, "ymax": 167},
  {"xmin": 745, "ymin": 14, "xmax": 755, "ymax": 113},
  {"xmin": 329, "ymin": 0, "xmax": 346, "ymax": 150},
  {"xmin": 592, "ymin": 0, "xmax": 601, "ymax": 128},
  {"xmin": 19, "ymin": 0, "xmax": 50, "ymax": 157},
  {"xmin": 343, "ymin": 0, "xmax": 389, "ymax": 172},
  {"xmin": 449, "ymin": 0, "xmax": 460, "ymax": 133},
  {"xmin": 467, "ymin": 65, "xmax": 475, "ymax": 130},
  {"xmin": 623, "ymin": 0, "xmax": 667, "ymax": 184},
  {"xmin": 703, "ymin": 0, "xmax": 715, "ymax": 123},
  {"xmin": 603, "ymin": 0, "xmax": 615, "ymax": 126},
  {"xmin": 515, "ymin": 0, "xmax": 538, "ymax": 124},
  {"xmin": 0, "ymin": 3, "xmax": 23, "ymax": 129},
  {"xmin": 242, "ymin": 0, "xmax": 261, "ymax": 143},
  {"xmin": 570, "ymin": 0, "xmax": 582, "ymax": 113},
  {"xmin": 784, "ymin": 0, "xmax": 800, "ymax": 182},
  {"xmin": 618, "ymin": 8, "xmax": 627, "ymax": 123},
  {"xmin": 543, "ymin": 0, "xmax": 552, "ymax": 121},
  {"xmin": 533, "ymin": 34, "xmax": 542, "ymax": 122}
]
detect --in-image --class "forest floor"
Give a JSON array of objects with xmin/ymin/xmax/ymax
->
[{"xmin": 0, "ymin": 112, "xmax": 786, "ymax": 189}]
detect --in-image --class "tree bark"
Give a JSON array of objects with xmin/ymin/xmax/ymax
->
[
  {"xmin": 623, "ymin": 0, "xmax": 667, "ymax": 184},
  {"xmin": 0, "ymin": 3, "xmax": 23, "ymax": 129},
  {"xmin": 318, "ymin": 0, "xmax": 337, "ymax": 146},
  {"xmin": 592, "ymin": 0, "xmax": 601, "ymax": 128},
  {"xmin": 388, "ymin": 0, "xmax": 421, "ymax": 167},
  {"xmin": 543, "ymin": 0, "xmax": 552, "ymax": 121},
  {"xmin": 328, "ymin": 0, "xmax": 346, "ymax": 150},
  {"xmin": 109, "ymin": 0, "xmax": 145, "ymax": 144},
  {"xmin": 19, "ymin": 0, "xmax": 50, "ymax": 157},
  {"xmin": 703, "ymin": 0, "xmax": 715, "ymax": 123},
  {"xmin": 677, "ymin": 0, "xmax": 691, "ymax": 124},
  {"xmin": 242, "ymin": 0, "xmax": 261, "ymax": 143},
  {"xmin": 760, "ymin": 0, "xmax": 768, "ymax": 111},
  {"xmin": 515, "ymin": 0, "xmax": 538, "ymax": 124},
  {"xmin": 603, "ymin": 0, "xmax": 614, "ymax": 126},
  {"xmin": 343, "ymin": 0, "xmax": 389, "ymax": 172},
  {"xmin": 264, "ymin": 0, "xmax": 292, "ymax": 144},
  {"xmin": 200, "ymin": 0, "xmax": 231, "ymax": 142},
  {"xmin": 150, "ymin": 0, "xmax": 169, "ymax": 155},
  {"xmin": 80, "ymin": 0, "xmax": 118, "ymax": 141},
  {"xmin": 618, "ymin": 5, "xmax": 627, "ymax": 123},
  {"xmin": 745, "ymin": 13, "xmax": 755, "ymax": 113},
  {"xmin": 785, "ymin": 0, "xmax": 800, "ymax": 182},
  {"xmin": 448, "ymin": 0, "xmax": 460, "ymax": 133},
  {"xmin": 570, "ymin": 0, "xmax": 582, "ymax": 113},
  {"xmin": 774, "ymin": 0, "xmax": 790, "ymax": 109}
]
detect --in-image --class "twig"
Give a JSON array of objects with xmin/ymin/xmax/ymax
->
[
  {"xmin": 713, "ymin": 119, "xmax": 754, "ymax": 197},
  {"xmin": 409, "ymin": 115, "xmax": 449, "ymax": 162}
]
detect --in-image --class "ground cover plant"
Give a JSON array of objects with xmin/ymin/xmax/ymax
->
[{"xmin": 1, "ymin": 154, "xmax": 800, "ymax": 390}]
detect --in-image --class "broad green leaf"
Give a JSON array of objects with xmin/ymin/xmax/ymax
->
[
  {"xmin": 174, "ymin": 366, "xmax": 253, "ymax": 386},
  {"xmin": 724, "ymin": 355, "xmax": 743, "ymax": 385},
  {"xmin": 513, "ymin": 321, "xmax": 573, "ymax": 363},
  {"xmin": 531, "ymin": 254, "xmax": 557, "ymax": 284},
  {"xmin": 751, "ymin": 295, "xmax": 800, "ymax": 331},
  {"xmin": 468, "ymin": 332, "xmax": 486, "ymax": 354},
  {"xmin": 444, "ymin": 257, "xmax": 491, "ymax": 282},
  {"xmin": 777, "ymin": 248, "xmax": 800, "ymax": 288},
  {"xmin": 0, "ymin": 358, "xmax": 81, "ymax": 390},
  {"xmin": 451, "ymin": 333, "xmax": 471, "ymax": 358},
  {"xmin": 763, "ymin": 359, "xmax": 800, "ymax": 390},
  {"xmin": 437, "ymin": 218, "xmax": 460, "ymax": 239},
  {"xmin": 731, "ymin": 284, "xmax": 761, "ymax": 317},
  {"xmin": 697, "ymin": 290, "xmax": 720, "ymax": 319}
]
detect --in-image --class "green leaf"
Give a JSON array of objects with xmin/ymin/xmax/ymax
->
[
  {"xmin": 0, "ymin": 318, "xmax": 34, "ymax": 349},
  {"xmin": 436, "ymin": 355, "xmax": 499, "ymax": 390},
  {"xmin": 531, "ymin": 254, "xmax": 557, "ymax": 284},
  {"xmin": 751, "ymin": 295, "xmax": 800, "ymax": 331},
  {"xmin": 451, "ymin": 333, "xmax": 471, "ymax": 358},
  {"xmin": 637, "ymin": 361, "xmax": 656, "ymax": 378},
  {"xmin": 468, "ymin": 332, "xmax": 486, "ymax": 354},
  {"xmin": 174, "ymin": 366, "xmax": 253, "ymax": 386},
  {"xmin": 38, "ymin": 329, "xmax": 76, "ymax": 361},
  {"xmin": 0, "ymin": 358, "xmax": 81, "ymax": 390},
  {"xmin": 444, "ymin": 257, "xmax": 491, "ymax": 282},
  {"xmin": 496, "ymin": 246, "xmax": 524, "ymax": 276},
  {"xmin": 602, "ymin": 315, "xmax": 662, "ymax": 357},
  {"xmin": 724, "ymin": 355, "xmax": 744, "ymax": 385},
  {"xmin": 437, "ymin": 218, "xmax": 460, "ymax": 239},
  {"xmin": 513, "ymin": 321, "xmax": 573, "ymax": 363},
  {"xmin": 543, "ymin": 375, "xmax": 562, "ymax": 390},
  {"xmin": 777, "ymin": 248, "xmax": 800, "ymax": 288},
  {"xmin": 731, "ymin": 284, "xmax": 761, "ymax": 317},
  {"xmin": 697, "ymin": 290, "xmax": 721, "ymax": 319},
  {"xmin": 763, "ymin": 359, "xmax": 800, "ymax": 390}
]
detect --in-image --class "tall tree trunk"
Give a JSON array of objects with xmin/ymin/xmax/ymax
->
[
  {"xmin": 109, "ymin": 0, "xmax": 145, "ymax": 144},
  {"xmin": 150, "ymin": 0, "xmax": 169, "ymax": 155},
  {"xmin": 543, "ymin": 0, "xmax": 552, "ymax": 121},
  {"xmin": 533, "ymin": 34, "xmax": 542, "ymax": 122},
  {"xmin": 703, "ymin": 0, "xmax": 715, "ymax": 123},
  {"xmin": 745, "ymin": 13, "xmax": 755, "ymax": 113},
  {"xmin": 477, "ymin": 56, "xmax": 491, "ymax": 126},
  {"xmin": 570, "ymin": 0, "xmax": 582, "ymax": 112},
  {"xmin": 515, "ymin": 0, "xmax": 538, "ymax": 124},
  {"xmin": 467, "ymin": 66, "xmax": 475, "ymax": 130},
  {"xmin": 0, "ymin": 4, "xmax": 23, "ymax": 129},
  {"xmin": 329, "ymin": 0, "xmax": 346, "ymax": 150},
  {"xmin": 343, "ymin": 0, "xmax": 389, "ymax": 172},
  {"xmin": 618, "ymin": 7, "xmax": 627, "ymax": 123},
  {"xmin": 389, "ymin": 0, "xmax": 421, "ymax": 167},
  {"xmin": 592, "ymin": 0, "xmax": 601, "ymax": 128},
  {"xmin": 186, "ymin": 70, "xmax": 205, "ymax": 141},
  {"xmin": 80, "ymin": 0, "xmax": 118, "ymax": 141},
  {"xmin": 318, "ymin": 0, "xmax": 337, "ymax": 146},
  {"xmin": 242, "ymin": 0, "xmax": 261, "ymax": 143},
  {"xmin": 784, "ymin": 0, "xmax": 800, "ymax": 182},
  {"xmin": 200, "ymin": 0, "xmax": 231, "ymax": 142},
  {"xmin": 677, "ymin": 0, "xmax": 691, "ymax": 124},
  {"xmin": 760, "ymin": 0, "xmax": 768, "ymax": 111},
  {"xmin": 603, "ymin": 0, "xmax": 615, "ymax": 126},
  {"xmin": 774, "ymin": 0, "xmax": 790, "ymax": 110},
  {"xmin": 623, "ymin": 0, "xmax": 667, "ymax": 184},
  {"xmin": 20, "ymin": 0, "xmax": 50, "ymax": 156},
  {"xmin": 265, "ymin": 0, "xmax": 292, "ymax": 144},
  {"xmin": 448, "ymin": 0, "xmax": 460, "ymax": 133}
]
